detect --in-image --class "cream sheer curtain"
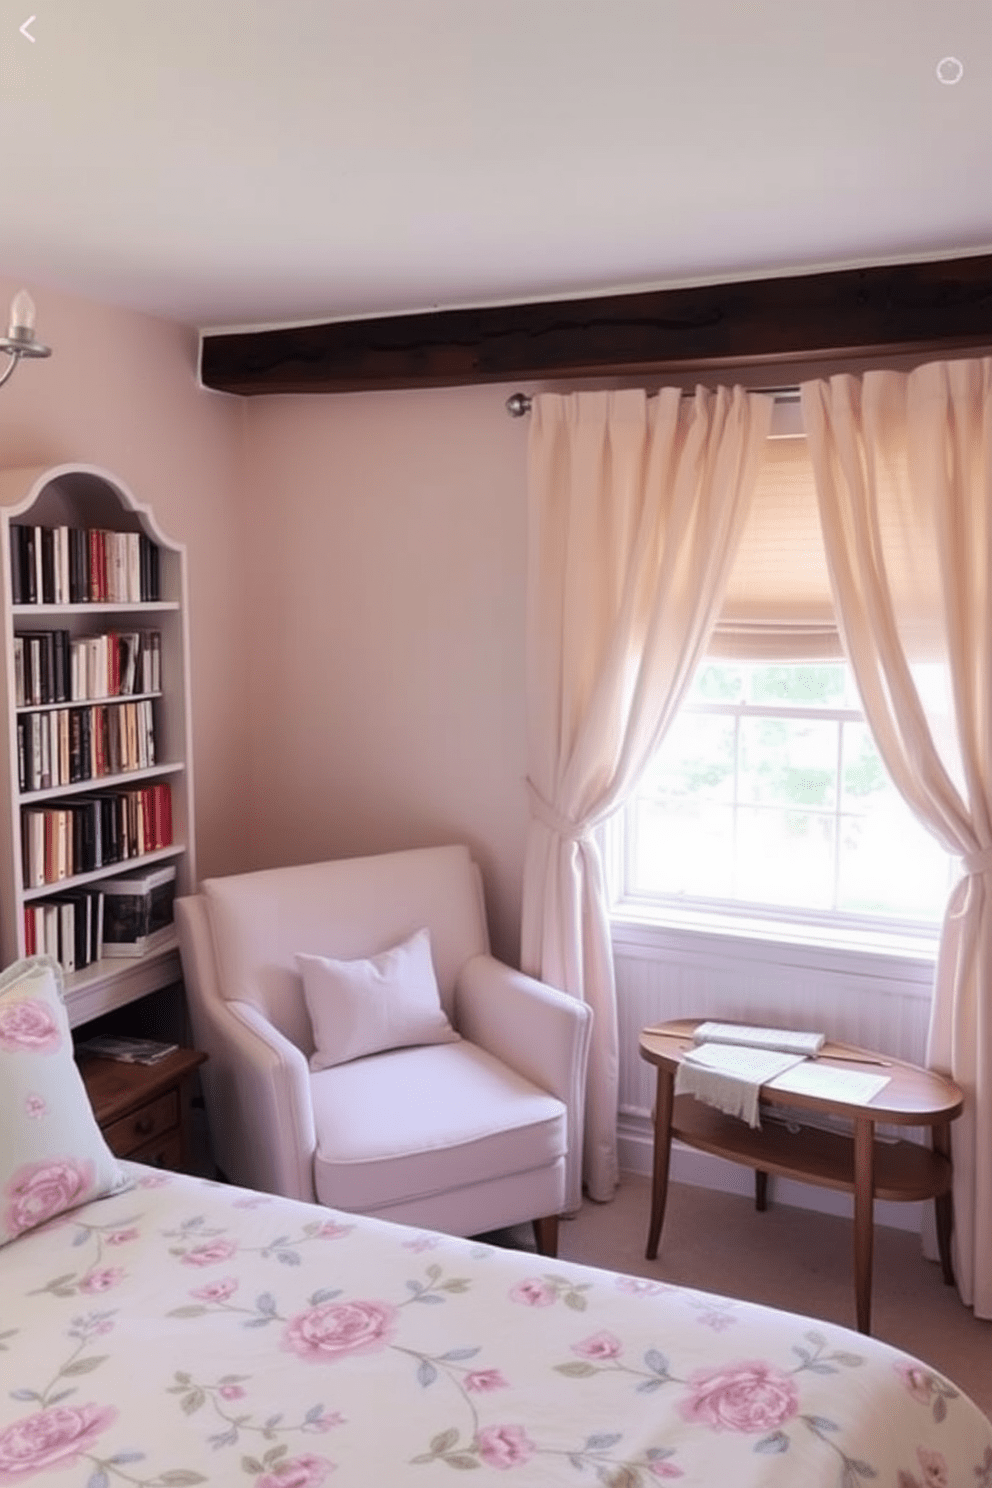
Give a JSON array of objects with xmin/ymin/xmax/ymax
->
[
  {"xmin": 521, "ymin": 386, "xmax": 773, "ymax": 1205},
  {"xmin": 802, "ymin": 359, "xmax": 992, "ymax": 1316}
]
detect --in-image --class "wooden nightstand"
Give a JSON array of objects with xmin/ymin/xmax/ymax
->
[{"xmin": 78, "ymin": 1047, "xmax": 208, "ymax": 1173}]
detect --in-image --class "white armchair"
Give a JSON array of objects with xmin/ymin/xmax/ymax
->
[{"xmin": 175, "ymin": 845, "xmax": 592, "ymax": 1255}]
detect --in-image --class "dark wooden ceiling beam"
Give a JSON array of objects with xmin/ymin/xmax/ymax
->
[{"xmin": 200, "ymin": 253, "xmax": 992, "ymax": 396}]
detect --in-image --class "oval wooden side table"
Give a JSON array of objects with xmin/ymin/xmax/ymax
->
[{"xmin": 639, "ymin": 1019, "xmax": 963, "ymax": 1334}]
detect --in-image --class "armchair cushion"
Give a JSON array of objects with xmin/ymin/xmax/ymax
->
[
  {"xmin": 310, "ymin": 1041, "xmax": 566, "ymax": 1216},
  {"xmin": 298, "ymin": 928, "xmax": 459, "ymax": 1071}
]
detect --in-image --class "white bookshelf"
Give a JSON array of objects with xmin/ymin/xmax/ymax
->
[{"xmin": 0, "ymin": 464, "xmax": 196, "ymax": 1026}]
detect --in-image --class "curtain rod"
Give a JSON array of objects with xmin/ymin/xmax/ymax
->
[{"xmin": 505, "ymin": 386, "xmax": 801, "ymax": 417}]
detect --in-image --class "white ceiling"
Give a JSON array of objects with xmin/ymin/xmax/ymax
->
[{"xmin": 0, "ymin": 0, "xmax": 990, "ymax": 333}]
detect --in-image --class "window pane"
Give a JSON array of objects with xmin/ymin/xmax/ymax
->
[
  {"xmin": 641, "ymin": 713, "xmax": 735, "ymax": 804},
  {"xmin": 629, "ymin": 798, "xmax": 734, "ymax": 898},
  {"xmin": 739, "ymin": 716, "xmax": 838, "ymax": 809},
  {"xmin": 838, "ymin": 722, "xmax": 953, "ymax": 917},
  {"xmin": 689, "ymin": 663, "xmax": 744, "ymax": 704},
  {"xmin": 746, "ymin": 663, "xmax": 848, "ymax": 708},
  {"xmin": 840, "ymin": 723, "xmax": 889, "ymax": 809},
  {"xmin": 837, "ymin": 806, "xmax": 952, "ymax": 919},
  {"xmin": 613, "ymin": 660, "xmax": 957, "ymax": 932},
  {"xmin": 736, "ymin": 806, "xmax": 834, "ymax": 908}
]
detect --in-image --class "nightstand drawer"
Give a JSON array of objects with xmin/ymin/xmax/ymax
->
[
  {"xmin": 128, "ymin": 1128, "xmax": 184, "ymax": 1170},
  {"xmin": 103, "ymin": 1091, "xmax": 179, "ymax": 1158}
]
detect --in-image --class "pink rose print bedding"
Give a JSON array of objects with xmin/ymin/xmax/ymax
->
[
  {"xmin": 1, "ymin": 1165, "xmax": 990, "ymax": 1485},
  {"xmin": 0, "ymin": 997, "xmax": 62, "ymax": 1054}
]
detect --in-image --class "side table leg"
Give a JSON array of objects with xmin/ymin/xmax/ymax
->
[
  {"xmin": 853, "ymin": 1118, "xmax": 875, "ymax": 1335},
  {"xmin": 646, "ymin": 1068, "xmax": 675, "ymax": 1261},
  {"xmin": 932, "ymin": 1122, "xmax": 955, "ymax": 1286},
  {"xmin": 755, "ymin": 1170, "xmax": 768, "ymax": 1212}
]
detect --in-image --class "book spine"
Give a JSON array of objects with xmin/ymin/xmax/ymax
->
[
  {"xmin": 59, "ymin": 899, "xmax": 75, "ymax": 973},
  {"xmin": 13, "ymin": 636, "xmax": 24, "ymax": 707},
  {"xmin": 29, "ymin": 713, "xmax": 42, "ymax": 792},
  {"xmin": 28, "ymin": 637, "xmax": 41, "ymax": 705},
  {"xmin": 53, "ymin": 629, "xmax": 68, "ymax": 703},
  {"xmin": 58, "ymin": 709, "xmax": 70, "ymax": 788},
  {"xmin": 57, "ymin": 526, "xmax": 70, "ymax": 606},
  {"xmin": 41, "ymin": 528, "xmax": 55, "ymax": 605},
  {"xmin": 9, "ymin": 525, "xmax": 24, "ymax": 606},
  {"xmin": 23, "ymin": 527, "xmax": 37, "ymax": 604},
  {"xmin": 32, "ymin": 526, "xmax": 43, "ymax": 607},
  {"xmin": 39, "ymin": 712, "xmax": 51, "ymax": 790},
  {"xmin": 16, "ymin": 719, "xmax": 26, "ymax": 793}
]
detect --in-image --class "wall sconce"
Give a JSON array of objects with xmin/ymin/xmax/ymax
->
[{"xmin": 0, "ymin": 291, "xmax": 52, "ymax": 390}]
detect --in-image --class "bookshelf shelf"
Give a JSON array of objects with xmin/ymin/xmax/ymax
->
[
  {"xmin": 20, "ymin": 759, "xmax": 184, "ymax": 806},
  {"xmin": 0, "ymin": 463, "xmax": 196, "ymax": 1026},
  {"xmin": 13, "ymin": 601, "xmax": 180, "ymax": 616},
  {"xmin": 17, "ymin": 691, "xmax": 162, "ymax": 714},
  {"xmin": 22, "ymin": 844, "xmax": 186, "ymax": 901}
]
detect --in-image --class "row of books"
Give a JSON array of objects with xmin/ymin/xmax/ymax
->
[
  {"xmin": 14, "ymin": 629, "xmax": 162, "ymax": 707},
  {"xmin": 22, "ymin": 864, "xmax": 177, "ymax": 972},
  {"xmin": 9, "ymin": 523, "xmax": 161, "ymax": 606},
  {"xmin": 24, "ymin": 887, "xmax": 105, "ymax": 972},
  {"xmin": 22, "ymin": 783, "xmax": 173, "ymax": 887},
  {"xmin": 18, "ymin": 700, "xmax": 157, "ymax": 793}
]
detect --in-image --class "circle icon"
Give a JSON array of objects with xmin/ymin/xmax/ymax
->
[{"xmin": 935, "ymin": 56, "xmax": 964, "ymax": 85}]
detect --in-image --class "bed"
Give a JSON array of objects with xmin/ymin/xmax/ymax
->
[
  {"xmin": 3, "ymin": 1164, "xmax": 991, "ymax": 1487},
  {"xmin": 2, "ymin": 957, "xmax": 991, "ymax": 1487}
]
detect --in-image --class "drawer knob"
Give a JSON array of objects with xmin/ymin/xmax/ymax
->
[{"xmin": 135, "ymin": 1115, "xmax": 155, "ymax": 1135}]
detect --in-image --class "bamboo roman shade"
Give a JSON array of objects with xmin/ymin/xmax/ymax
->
[
  {"xmin": 711, "ymin": 422, "xmax": 944, "ymax": 661},
  {"xmin": 710, "ymin": 433, "xmax": 837, "ymax": 658}
]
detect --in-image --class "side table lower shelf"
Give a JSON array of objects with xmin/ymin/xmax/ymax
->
[
  {"xmin": 78, "ymin": 1047, "xmax": 208, "ymax": 1174},
  {"xmin": 672, "ymin": 1096, "xmax": 953, "ymax": 1204}
]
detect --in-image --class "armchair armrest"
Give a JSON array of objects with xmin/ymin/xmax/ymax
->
[
  {"xmin": 455, "ymin": 954, "xmax": 592, "ymax": 1212},
  {"xmin": 224, "ymin": 1002, "xmax": 317, "ymax": 1202},
  {"xmin": 176, "ymin": 895, "xmax": 316, "ymax": 1202}
]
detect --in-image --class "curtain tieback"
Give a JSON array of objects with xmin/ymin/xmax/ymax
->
[
  {"xmin": 963, "ymin": 846, "xmax": 992, "ymax": 875},
  {"xmin": 526, "ymin": 780, "xmax": 588, "ymax": 842}
]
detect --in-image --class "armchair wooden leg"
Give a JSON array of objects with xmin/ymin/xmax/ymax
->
[{"xmin": 533, "ymin": 1215, "xmax": 559, "ymax": 1257}]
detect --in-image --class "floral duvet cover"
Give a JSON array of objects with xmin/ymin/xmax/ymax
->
[{"xmin": 1, "ymin": 1165, "xmax": 990, "ymax": 1487}]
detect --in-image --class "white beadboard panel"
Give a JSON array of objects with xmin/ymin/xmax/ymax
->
[
  {"xmin": 613, "ymin": 919, "xmax": 939, "ymax": 1236},
  {"xmin": 615, "ymin": 919, "xmax": 935, "ymax": 1122}
]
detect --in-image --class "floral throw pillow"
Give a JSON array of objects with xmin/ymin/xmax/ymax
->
[{"xmin": 0, "ymin": 957, "xmax": 130, "ymax": 1247}]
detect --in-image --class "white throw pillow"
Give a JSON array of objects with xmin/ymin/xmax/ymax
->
[
  {"xmin": 0, "ymin": 957, "xmax": 131, "ymax": 1247},
  {"xmin": 298, "ymin": 928, "xmax": 460, "ymax": 1071}
]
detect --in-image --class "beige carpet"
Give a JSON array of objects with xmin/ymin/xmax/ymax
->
[{"xmin": 493, "ymin": 1172, "xmax": 992, "ymax": 1421}]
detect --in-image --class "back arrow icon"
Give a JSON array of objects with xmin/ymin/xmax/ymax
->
[{"xmin": 20, "ymin": 16, "xmax": 36, "ymax": 42}]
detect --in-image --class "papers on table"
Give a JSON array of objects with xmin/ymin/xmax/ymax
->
[
  {"xmin": 681, "ymin": 1042, "xmax": 806, "ymax": 1084},
  {"xmin": 675, "ymin": 1039, "xmax": 892, "ymax": 1128},
  {"xmin": 767, "ymin": 1061, "xmax": 891, "ymax": 1106}
]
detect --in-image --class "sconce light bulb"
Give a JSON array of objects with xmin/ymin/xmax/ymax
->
[{"xmin": 9, "ymin": 290, "xmax": 36, "ymax": 336}]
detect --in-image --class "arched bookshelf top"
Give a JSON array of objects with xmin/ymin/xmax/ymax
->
[{"xmin": 0, "ymin": 464, "xmax": 184, "ymax": 555}]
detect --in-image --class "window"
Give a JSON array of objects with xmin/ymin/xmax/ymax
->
[{"xmin": 610, "ymin": 660, "xmax": 956, "ymax": 935}]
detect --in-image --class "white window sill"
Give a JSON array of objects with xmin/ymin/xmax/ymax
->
[{"xmin": 610, "ymin": 899, "xmax": 940, "ymax": 975}]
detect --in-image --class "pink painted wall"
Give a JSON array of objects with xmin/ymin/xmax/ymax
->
[
  {"xmin": 241, "ymin": 385, "xmax": 533, "ymax": 962},
  {"xmin": 0, "ymin": 277, "xmax": 543, "ymax": 961},
  {"xmin": 0, "ymin": 276, "xmax": 250, "ymax": 879}
]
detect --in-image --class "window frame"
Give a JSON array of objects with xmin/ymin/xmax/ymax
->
[{"xmin": 604, "ymin": 660, "xmax": 952, "ymax": 960}]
